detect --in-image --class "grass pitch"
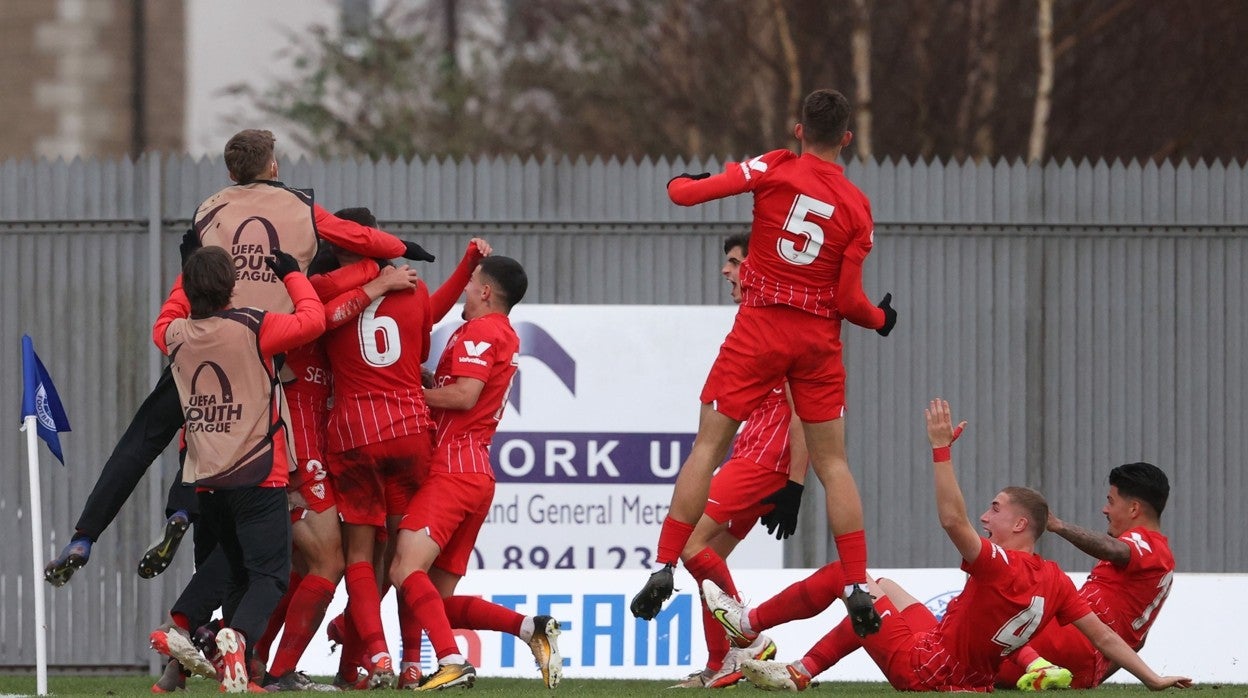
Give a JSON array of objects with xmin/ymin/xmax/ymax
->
[{"xmin": 0, "ymin": 674, "xmax": 1222, "ymax": 696}]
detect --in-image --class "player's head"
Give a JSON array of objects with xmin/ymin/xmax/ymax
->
[
  {"xmin": 307, "ymin": 240, "xmax": 341, "ymax": 275},
  {"xmin": 465, "ymin": 255, "xmax": 527, "ymax": 318},
  {"xmin": 330, "ymin": 207, "xmax": 388, "ymax": 267},
  {"xmin": 983, "ymin": 486, "xmax": 1049, "ymax": 544},
  {"xmin": 224, "ymin": 129, "xmax": 277, "ymax": 184},
  {"xmin": 1104, "ymin": 462, "xmax": 1170, "ymax": 533},
  {"xmin": 182, "ymin": 247, "xmax": 236, "ymax": 317},
  {"xmin": 797, "ymin": 89, "xmax": 853, "ymax": 151},
  {"xmin": 722, "ymin": 233, "xmax": 750, "ymax": 304}
]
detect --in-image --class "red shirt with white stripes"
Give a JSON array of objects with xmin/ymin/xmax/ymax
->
[
  {"xmin": 1078, "ymin": 527, "xmax": 1174, "ymax": 650},
  {"xmin": 322, "ymin": 283, "xmax": 435, "ymax": 453},
  {"xmin": 429, "ymin": 312, "xmax": 519, "ymax": 477},
  {"xmin": 913, "ymin": 538, "xmax": 1091, "ymax": 691},
  {"xmin": 668, "ymin": 150, "xmax": 883, "ymax": 328},
  {"xmin": 728, "ymin": 383, "xmax": 791, "ymax": 474},
  {"xmin": 283, "ymin": 341, "xmax": 330, "ymax": 460}
]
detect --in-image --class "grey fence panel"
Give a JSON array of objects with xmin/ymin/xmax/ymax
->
[{"xmin": 2, "ymin": 155, "xmax": 1246, "ymax": 669}]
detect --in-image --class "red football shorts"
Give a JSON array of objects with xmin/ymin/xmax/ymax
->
[
  {"xmin": 326, "ymin": 432, "xmax": 433, "ymax": 527},
  {"xmin": 701, "ymin": 304, "xmax": 847, "ymax": 422},
  {"xmin": 705, "ymin": 458, "xmax": 790, "ymax": 540},
  {"xmin": 288, "ymin": 457, "xmax": 336, "ymax": 521},
  {"xmin": 995, "ymin": 620, "xmax": 1104, "ymax": 689},
  {"xmin": 857, "ymin": 597, "xmax": 945, "ymax": 692},
  {"xmin": 399, "ymin": 471, "xmax": 494, "ymax": 577}
]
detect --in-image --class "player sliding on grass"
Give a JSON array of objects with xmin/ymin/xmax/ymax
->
[{"xmin": 704, "ymin": 399, "xmax": 1191, "ymax": 693}]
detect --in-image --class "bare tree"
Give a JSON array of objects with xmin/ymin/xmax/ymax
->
[
  {"xmin": 850, "ymin": 0, "xmax": 873, "ymax": 159},
  {"xmin": 955, "ymin": 0, "xmax": 1001, "ymax": 160},
  {"xmin": 1028, "ymin": 0, "xmax": 1054, "ymax": 163}
]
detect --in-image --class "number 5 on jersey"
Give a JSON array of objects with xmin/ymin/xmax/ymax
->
[{"xmin": 779, "ymin": 194, "xmax": 834, "ymax": 266}]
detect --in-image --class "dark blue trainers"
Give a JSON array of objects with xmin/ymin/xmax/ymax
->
[{"xmin": 45, "ymin": 536, "xmax": 92, "ymax": 587}]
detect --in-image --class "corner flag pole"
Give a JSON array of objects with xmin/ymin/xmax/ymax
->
[{"xmin": 21, "ymin": 415, "xmax": 50, "ymax": 695}]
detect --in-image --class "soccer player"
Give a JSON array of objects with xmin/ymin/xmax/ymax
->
[
  {"xmin": 631, "ymin": 89, "xmax": 895, "ymax": 637},
  {"xmin": 388, "ymin": 256, "xmax": 562, "ymax": 691},
  {"xmin": 319, "ymin": 208, "xmax": 487, "ymax": 689},
  {"xmin": 706, "ymin": 400, "xmax": 1191, "ymax": 693},
  {"xmin": 152, "ymin": 247, "xmax": 325, "ymax": 692},
  {"xmin": 44, "ymin": 128, "xmax": 435, "ymax": 586},
  {"xmin": 671, "ymin": 233, "xmax": 808, "ymax": 689},
  {"xmin": 249, "ymin": 252, "xmax": 422, "ymax": 692},
  {"xmin": 999, "ymin": 462, "xmax": 1176, "ymax": 690}
]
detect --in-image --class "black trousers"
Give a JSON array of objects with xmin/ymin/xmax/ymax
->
[
  {"xmin": 170, "ymin": 539, "xmax": 230, "ymax": 630},
  {"xmin": 75, "ymin": 365, "xmax": 188, "ymax": 539},
  {"xmin": 198, "ymin": 486, "xmax": 291, "ymax": 654}
]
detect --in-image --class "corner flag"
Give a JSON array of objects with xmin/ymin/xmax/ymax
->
[{"xmin": 21, "ymin": 335, "xmax": 71, "ymax": 464}]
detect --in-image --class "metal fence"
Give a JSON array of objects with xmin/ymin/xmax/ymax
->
[{"xmin": 1, "ymin": 154, "xmax": 1245, "ymax": 668}]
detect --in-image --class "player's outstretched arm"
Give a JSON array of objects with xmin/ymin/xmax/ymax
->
[
  {"xmin": 927, "ymin": 399, "xmax": 977, "ymax": 562},
  {"xmin": 1047, "ymin": 512, "xmax": 1132, "ymax": 565},
  {"xmin": 1071, "ymin": 613, "xmax": 1192, "ymax": 690}
]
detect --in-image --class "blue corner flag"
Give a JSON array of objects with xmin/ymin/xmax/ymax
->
[{"xmin": 21, "ymin": 335, "xmax": 71, "ymax": 465}]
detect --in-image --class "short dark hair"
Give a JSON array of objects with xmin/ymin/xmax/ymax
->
[
  {"xmin": 723, "ymin": 233, "xmax": 750, "ymax": 257},
  {"xmin": 307, "ymin": 241, "xmax": 341, "ymax": 275},
  {"xmin": 224, "ymin": 129, "xmax": 276, "ymax": 184},
  {"xmin": 1109, "ymin": 462, "xmax": 1170, "ymax": 517},
  {"xmin": 801, "ymin": 89, "xmax": 852, "ymax": 147},
  {"xmin": 479, "ymin": 256, "xmax": 528, "ymax": 311},
  {"xmin": 334, "ymin": 206, "xmax": 377, "ymax": 228},
  {"xmin": 183, "ymin": 247, "xmax": 235, "ymax": 317},
  {"xmin": 1003, "ymin": 486, "xmax": 1049, "ymax": 541}
]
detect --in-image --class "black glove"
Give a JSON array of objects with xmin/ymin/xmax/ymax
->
[
  {"xmin": 179, "ymin": 228, "xmax": 201, "ymax": 266},
  {"xmin": 759, "ymin": 480, "xmax": 804, "ymax": 540},
  {"xmin": 402, "ymin": 240, "xmax": 436, "ymax": 263},
  {"xmin": 876, "ymin": 292, "xmax": 897, "ymax": 337},
  {"xmin": 265, "ymin": 250, "xmax": 300, "ymax": 280},
  {"xmin": 666, "ymin": 172, "xmax": 712, "ymax": 187}
]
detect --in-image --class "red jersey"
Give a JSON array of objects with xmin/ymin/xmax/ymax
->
[
  {"xmin": 729, "ymin": 383, "xmax": 791, "ymax": 474},
  {"xmin": 323, "ymin": 282, "xmax": 435, "ymax": 453},
  {"xmin": 668, "ymin": 150, "xmax": 883, "ymax": 326},
  {"xmin": 919, "ymin": 538, "xmax": 1091, "ymax": 690},
  {"xmin": 430, "ymin": 312, "xmax": 520, "ymax": 476},
  {"xmin": 283, "ymin": 341, "xmax": 330, "ymax": 460},
  {"xmin": 1078, "ymin": 527, "xmax": 1175, "ymax": 649}
]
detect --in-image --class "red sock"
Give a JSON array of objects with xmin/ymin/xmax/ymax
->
[
  {"xmin": 337, "ymin": 610, "xmax": 365, "ymax": 679},
  {"xmin": 833, "ymin": 530, "xmax": 868, "ymax": 585},
  {"xmin": 752, "ymin": 561, "xmax": 845, "ymax": 631},
  {"xmin": 269, "ymin": 575, "xmax": 336, "ymax": 677},
  {"xmin": 685, "ymin": 547, "xmax": 738, "ymax": 671},
  {"xmin": 398, "ymin": 571, "xmax": 458, "ymax": 659},
  {"xmin": 253, "ymin": 571, "xmax": 302, "ymax": 663},
  {"xmin": 443, "ymin": 596, "xmax": 524, "ymax": 636},
  {"xmin": 1014, "ymin": 645, "xmax": 1041, "ymax": 670},
  {"xmin": 401, "ymin": 619, "xmax": 424, "ymax": 664},
  {"xmin": 656, "ymin": 516, "xmax": 696, "ymax": 566},
  {"xmin": 345, "ymin": 562, "xmax": 388, "ymax": 658},
  {"xmin": 170, "ymin": 612, "xmax": 191, "ymax": 632},
  {"xmin": 803, "ymin": 616, "xmax": 862, "ymax": 675}
]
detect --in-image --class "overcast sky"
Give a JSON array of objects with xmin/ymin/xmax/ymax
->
[{"xmin": 184, "ymin": 0, "xmax": 339, "ymax": 157}]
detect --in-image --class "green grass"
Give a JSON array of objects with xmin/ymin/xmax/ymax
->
[{"xmin": 0, "ymin": 675, "xmax": 1225, "ymax": 696}]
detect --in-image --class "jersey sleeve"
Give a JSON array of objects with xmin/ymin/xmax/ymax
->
[
  {"xmin": 1053, "ymin": 571, "xmax": 1093, "ymax": 624},
  {"xmin": 313, "ymin": 204, "xmax": 406, "ymax": 259},
  {"xmin": 152, "ymin": 275, "xmax": 190, "ymax": 354},
  {"xmin": 445, "ymin": 320, "xmax": 502, "ymax": 382},
  {"xmin": 667, "ymin": 149, "xmax": 797, "ymax": 206},
  {"xmin": 962, "ymin": 537, "xmax": 1011, "ymax": 581},
  {"xmin": 431, "ymin": 242, "xmax": 484, "ymax": 322},
  {"xmin": 1119, "ymin": 530, "xmax": 1170, "ymax": 574},
  {"xmin": 258, "ymin": 274, "xmax": 327, "ymax": 356},
  {"xmin": 310, "ymin": 258, "xmax": 380, "ymax": 299}
]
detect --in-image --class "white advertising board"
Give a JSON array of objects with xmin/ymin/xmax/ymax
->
[
  {"xmin": 427, "ymin": 305, "xmax": 783, "ymax": 572},
  {"xmin": 299, "ymin": 569, "xmax": 1245, "ymax": 685}
]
